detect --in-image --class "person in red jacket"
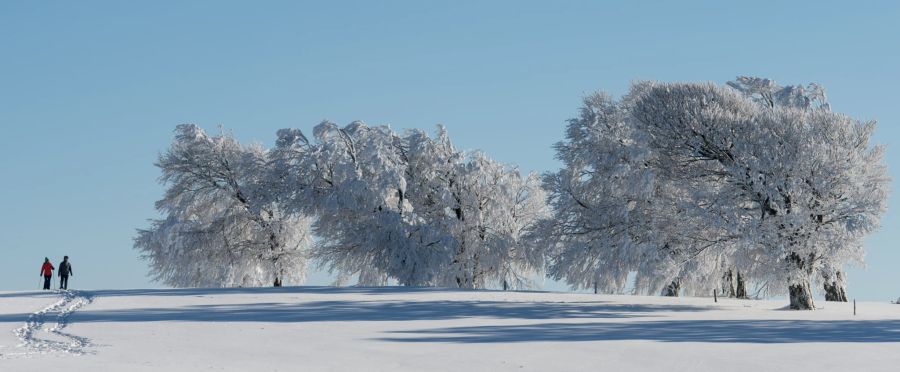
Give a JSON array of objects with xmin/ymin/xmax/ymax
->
[{"xmin": 40, "ymin": 258, "xmax": 54, "ymax": 290}]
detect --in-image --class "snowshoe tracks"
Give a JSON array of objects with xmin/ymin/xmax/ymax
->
[{"xmin": 4, "ymin": 290, "xmax": 93, "ymax": 358}]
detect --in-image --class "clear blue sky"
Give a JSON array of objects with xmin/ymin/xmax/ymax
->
[{"xmin": 1, "ymin": 1, "xmax": 897, "ymax": 300}]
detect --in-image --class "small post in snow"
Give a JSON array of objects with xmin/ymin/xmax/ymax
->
[
  {"xmin": 713, "ymin": 289, "xmax": 717, "ymax": 303},
  {"xmin": 594, "ymin": 282, "xmax": 598, "ymax": 294},
  {"xmin": 854, "ymin": 299, "xmax": 856, "ymax": 316}
]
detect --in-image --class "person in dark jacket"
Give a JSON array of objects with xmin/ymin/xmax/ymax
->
[
  {"xmin": 58, "ymin": 256, "xmax": 73, "ymax": 290},
  {"xmin": 40, "ymin": 258, "xmax": 54, "ymax": 290}
]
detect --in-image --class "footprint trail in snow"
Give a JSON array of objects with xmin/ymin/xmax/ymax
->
[{"xmin": 2, "ymin": 290, "xmax": 94, "ymax": 358}]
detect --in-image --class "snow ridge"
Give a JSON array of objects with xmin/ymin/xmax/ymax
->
[{"xmin": 4, "ymin": 290, "xmax": 93, "ymax": 358}]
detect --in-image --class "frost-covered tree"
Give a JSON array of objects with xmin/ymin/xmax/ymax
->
[
  {"xmin": 544, "ymin": 78, "xmax": 888, "ymax": 309},
  {"xmin": 536, "ymin": 90, "xmax": 744, "ymax": 297},
  {"xmin": 436, "ymin": 152, "xmax": 548, "ymax": 289},
  {"xmin": 633, "ymin": 80, "xmax": 889, "ymax": 309},
  {"xmin": 135, "ymin": 125, "xmax": 313, "ymax": 287},
  {"xmin": 536, "ymin": 92, "xmax": 659, "ymax": 294},
  {"xmin": 299, "ymin": 121, "xmax": 447, "ymax": 286},
  {"xmin": 399, "ymin": 128, "xmax": 548, "ymax": 289},
  {"xmin": 271, "ymin": 121, "xmax": 548, "ymax": 289},
  {"xmin": 727, "ymin": 76, "xmax": 858, "ymax": 302}
]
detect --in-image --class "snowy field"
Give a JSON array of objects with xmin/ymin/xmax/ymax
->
[{"xmin": 0, "ymin": 287, "xmax": 898, "ymax": 371}]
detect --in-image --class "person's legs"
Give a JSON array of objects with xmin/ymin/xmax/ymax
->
[
  {"xmin": 60, "ymin": 275, "xmax": 68, "ymax": 290},
  {"xmin": 43, "ymin": 276, "xmax": 51, "ymax": 290}
]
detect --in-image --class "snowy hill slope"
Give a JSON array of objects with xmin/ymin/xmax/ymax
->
[{"xmin": 1, "ymin": 287, "xmax": 898, "ymax": 371}]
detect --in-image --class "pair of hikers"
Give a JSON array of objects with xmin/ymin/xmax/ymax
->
[{"xmin": 40, "ymin": 256, "xmax": 73, "ymax": 290}]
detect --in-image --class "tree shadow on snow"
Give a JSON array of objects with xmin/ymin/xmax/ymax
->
[
  {"xmin": 54, "ymin": 300, "xmax": 704, "ymax": 324},
  {"xmin": 0, "ymin": 286, "xmax": 467, "ymax": 299},
  {"xmin": 380, "ymin": 319, "xmax": 900, "ymax": 343},
  {"xmin": 0, "ymin": 290, "xmax": 66, "ymax": 299},
  {"xmin": 82, "ymin": 286, "xmax": 488, "ymax": 298}
]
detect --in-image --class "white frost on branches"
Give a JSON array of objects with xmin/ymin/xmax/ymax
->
[
  {"xmin": 135, "ymin": 125, "xmax": 313, "ymax": 288},
  {"xmin": 138, "ymin": 122, "xmax": 548, "ymax": 290},
  {"xmin": 135, "ymin": 76, "xmax": 886, "ymax": 308},
  {"xmin": 540, "ymin": 77, "xmax": 889, "ymax": 308},
  {"xmin": 272, "ymin": 121, "xmax": 548, "ymax": 289}
]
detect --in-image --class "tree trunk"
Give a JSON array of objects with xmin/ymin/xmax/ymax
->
[
  {"xmin": 824, "ymin": 271, "xmax": 848, "ymax": 302},
  {"xmin": 722, "ymin": 269, "xmax": 748, "ymax": 299},
  {"xmin": 273, "ymin": 268, "xmax": 283, "ymax": 287},
  {"xmin": 789, "ymin": 280, "xmax": 815, "ymax": 310},
  {"xmin": 662, "ymin": 280, "xmax": 680, "ymax": 297},
  {"xmin": 787, "ymin": 253, "xmax": 816, "ymax": 310},
  {"xmin": 721, "ymin": 270, "xmax": 736, "ymax": 298},
  {"xmin": 824, "ymin": 282, "xmax": 846, "ymax": 302},
  {"xmin": 735, "ymin": 272, "xmax": 747, "ymax": 299}
]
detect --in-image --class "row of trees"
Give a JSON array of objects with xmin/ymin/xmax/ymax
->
[
  {"xmin": 136, "ymin": 76, "xmax": 889, "ymax": 309},
  {"xmin": 136, "ymin": 122, "xmax": 548, "ymax": 290}
]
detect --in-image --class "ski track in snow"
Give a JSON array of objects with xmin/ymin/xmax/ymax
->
[{"xmin": 2, "ymin": 290, "xmax": 94, "ymax": 359}]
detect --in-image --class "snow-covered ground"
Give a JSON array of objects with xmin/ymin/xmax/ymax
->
[{"xmin": 1, "ymin": 287, "xmax": 898, "ymax": 371}]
